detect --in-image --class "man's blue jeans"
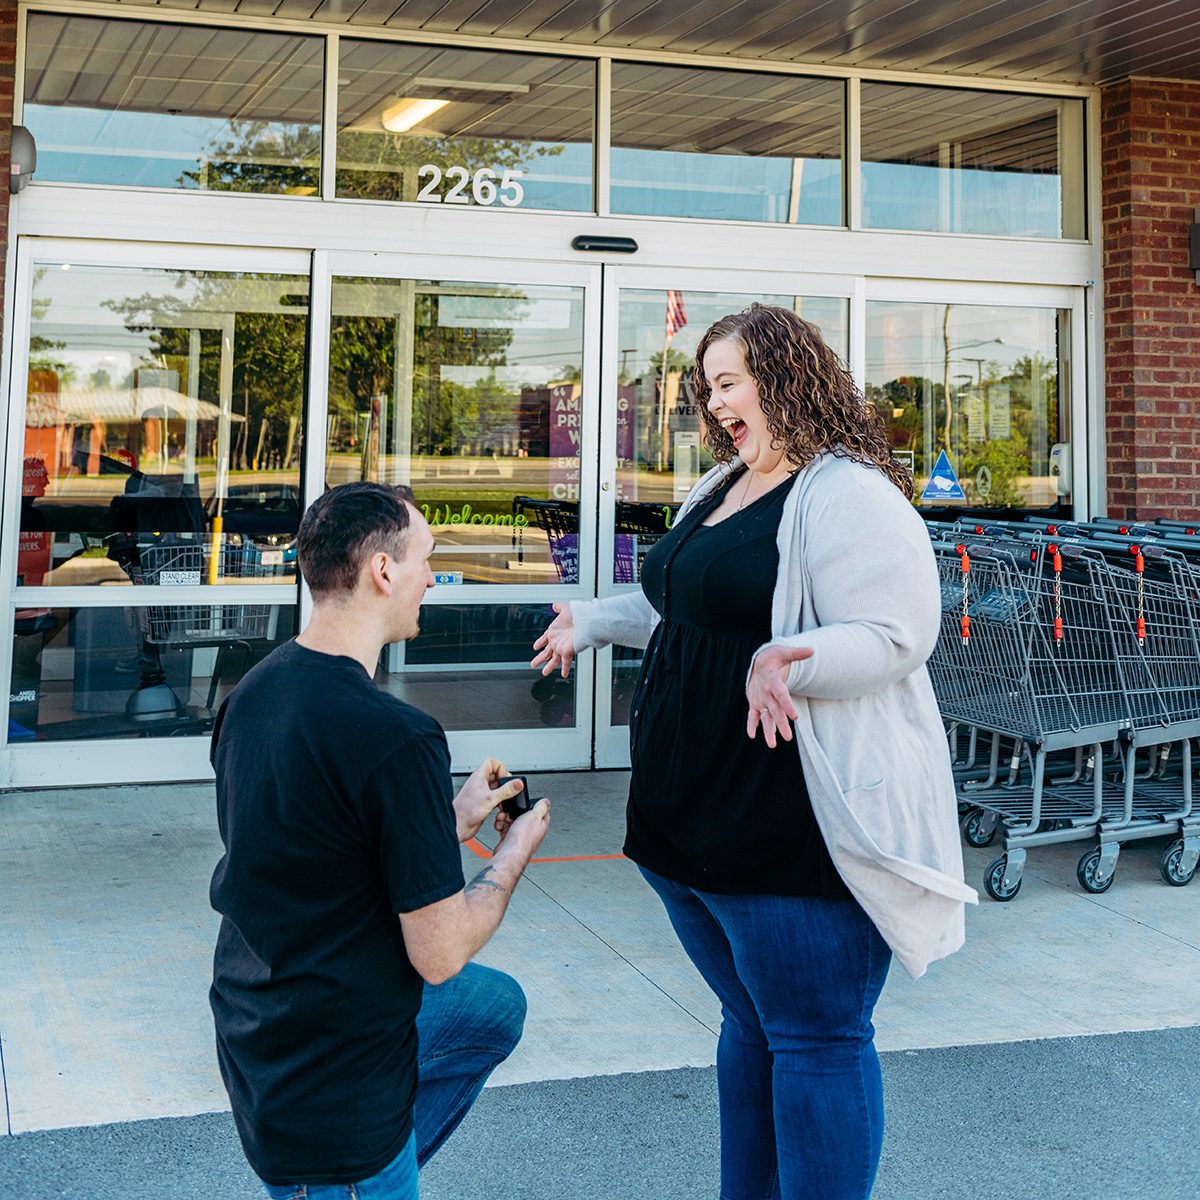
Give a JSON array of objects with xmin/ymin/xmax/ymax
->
[
  {"xmin": 640, "ymin": 867, "xmax": 891, "ymax": 1200},
  {"xmin": 260, "ymin": 963, "xmax": 526, "ymax": 1199}
]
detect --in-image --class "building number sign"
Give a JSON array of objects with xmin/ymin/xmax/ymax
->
[{"xmin": 416, "ymin": 165, "xmax": 525, "ymax": 207}]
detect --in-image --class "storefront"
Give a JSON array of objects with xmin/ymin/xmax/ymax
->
[{"xmin": 0, "ymin": 5, "xmax": 1104, "ymax": 786}]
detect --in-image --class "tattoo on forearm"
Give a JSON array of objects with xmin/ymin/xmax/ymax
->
[{"xmin": 466, "ymin": 865, "xmax": 508, "ymax": 895}]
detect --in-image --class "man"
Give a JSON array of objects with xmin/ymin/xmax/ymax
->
[{"xmin": 209, "ymin": 481, "xmax": 550, "ymax": 1199}]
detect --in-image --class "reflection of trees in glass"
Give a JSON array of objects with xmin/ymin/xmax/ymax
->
[
  {"xmin": 107, "ymin": 276, "xmax": 308, "ymax": 472},
  {"xmin": 960, "ymin": 354, "xmax": 1057, "ymax": 507},
  {"xmin": 328, "ymin": 309, "xmax": 397, "ymax": 480},
  {"xmin": 336, "ymin": 131, "xmax": 561, "ymax": 201},
  {"xmin": 28, "ymin": 269, "xmax": 75, "ymax": 383},
  {"xmin": 180, "ymin": 120, "xmax": 320, "ymax": 195},
  {"xmin": 868, "ymin": 354, "xmax": 1059, "ymax": 507},
  {"xmin": 648, "ymin": 348, "xmax": 690, "ymax": 376},
  {"xmin": 443, "ymin": 370, "xmax": 518, "ymax": 454},
  {"xmin": 866, "ymin": 376, "xmax": 941, "ymax": 467},
  {"xmin": 329, "ymin": 288, "xmax": 524, "ymax": 475},
  {"xmin": 415, "ymin": 292, "xmax": 519, "ymax": 457}
]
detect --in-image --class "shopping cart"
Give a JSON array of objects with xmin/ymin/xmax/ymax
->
[
  {"xmin": 511, "ymin": 497, "xmax": 581, "ymax": 583},
  {"xmin": 929, "ymin": 523, "xmax": 1200, "ymax": 899},
  {"xmin": 615, "ymin": 501, "xmax": 676, "ymax": 583},
  {"xmin": 128, "ymin": 537, "xmax": 279, "ymax": 715},
  {"xmin": 510, "ymin": 497, "xmax": 667, "ymax": 584}
]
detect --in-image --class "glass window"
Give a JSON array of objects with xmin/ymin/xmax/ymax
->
[
  {"xmin": 336, "ymin": 42, "xmax": 594, "ymax": 211},
  {"xmin": 865, "ymin": 301, "xmax": 1070, "ymax": 510},
  {"xmin": 22, "ymin": 14, "xmax": 323, "ymax": 194},
  {"xmin": 328, "ymin": 277, "xmax": 586, "ymax": 584},
  {"xmin": 7, "ymin": 603, "xmax": 297, "ymax": 743},
  {"xmin": 611, "ymin": 64, "xmax": 842, "ymax": 225},
  {"xmin": 375, "ymin": 604, "xmax": 575, "ymax": 730},
  {"xmin": 860, "ymin": 84, "xmax": 1086, "ymax": 238},
  {"xmin": 18, "ymin": 264, "xmax": 308, "ymax": 586}
]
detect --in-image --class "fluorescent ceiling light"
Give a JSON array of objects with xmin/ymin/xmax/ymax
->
[
  {"xmin": 380, "ymin": 97, "xmax": 450, "ymax": 133},
  {"xmin": 411, "ymin": 77, "xmax": 530, "ymax": 95}
]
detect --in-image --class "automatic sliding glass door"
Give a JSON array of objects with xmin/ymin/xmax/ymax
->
[
  {"xmin": 321, "ymin": 254, "xmax": 601, "ymax": 770},
  {"xmin": 593, "ymin": 268, "xmax": 853, "ymax": 767}
]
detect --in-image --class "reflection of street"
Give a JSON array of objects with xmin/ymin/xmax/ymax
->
[
  {"xmin": 39, "ymin": 467, "xmax": 299, "ymax": 508},
  {"xmin": 38, "ymin": 455, "xmax": 688, "ymax": 587},
  {"xmin": 327, "ymin": 452, "xmax": 564, "ymax": 497},
  {"xmin": 617, "ymin": 469, "xmax": 685, "ymax": 506},
  {"xmin": 431, "ymin": 525, "xmax": 567, "ymax": 586}
]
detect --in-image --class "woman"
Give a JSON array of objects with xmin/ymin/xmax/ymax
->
[{"xmin": 532, "ymin": 304, "xmax": 975, "ymax": 1200}]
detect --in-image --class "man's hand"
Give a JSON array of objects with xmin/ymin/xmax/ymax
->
[
  {"xmin": 746, "ymin": 644, "xmax": 814, "ymax": 749},
  {"xmin": 531, "ymin": 602, "xmax": 575, "ymax": 678},
  {"xmin": 400, "ymin": 797, "xmax": 551, "ymax": 985},
  {"xmin": 453, "ymin": 758, "xmax": 523, "ymax": 844},
  {"xmin": 492, "ymin": 795, "xmax": 551, "ymax": 848}
]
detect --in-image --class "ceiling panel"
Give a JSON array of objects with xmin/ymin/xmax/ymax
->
[
  {"xmin": 24, "ymin": 11, "xmax": 324, "ymax": 121},
  {"xmin": 975, "ymin": 5, "xmax": 1200, "ymax": 83},
  {"xmin": 881, "ymin": 0, "xmax": 1197, "ymax": 80},
  {"xmin": 673, "ymin": 0, "xmax": 855, "ymax": 59},
  {"xmin": 392, "ymin": 0, "xmax": 491, "ymax": 33},
  {"xmin": 51, "ymin": 0, "xmax": 1200, "ymax": 83},
  {"xmin": 305, "ymin": 0, "xmax": 400, "ymax": 24},
  {"xmin": 451, "ymin": 0, "xmax": 551, "ymax": 39}
]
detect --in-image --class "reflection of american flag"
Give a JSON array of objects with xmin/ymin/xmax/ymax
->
[{"xmin": 665, "ymin": 290, "xmax": 687, "ymax": 339}]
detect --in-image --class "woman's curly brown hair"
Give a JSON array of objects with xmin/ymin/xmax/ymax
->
[{"xmin": 693, "ymin": 303, "xmax": 913, "ymax": 499}]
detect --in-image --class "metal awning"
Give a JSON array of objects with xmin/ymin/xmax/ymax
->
[{"xmin": 47, "ymin": 0, "xmax": 1200, "ymax": 86}]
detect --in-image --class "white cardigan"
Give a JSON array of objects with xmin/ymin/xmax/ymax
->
[{"xmin": 571, "ymin": 452, "xmax": 977, "ymax": 979}]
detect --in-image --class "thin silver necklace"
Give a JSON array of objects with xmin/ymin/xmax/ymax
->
[
  {"xmin": 736, "ymin": 470, "xmax": 760, "ymax": 511},
  {"xmin": 736, "ymin": 465, "xmax": 795, "ymax": 511}
]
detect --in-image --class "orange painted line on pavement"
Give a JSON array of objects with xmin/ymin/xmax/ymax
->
[{"xmin": 464, "ymin": 838, "xmax": 625, "ymax": 865}]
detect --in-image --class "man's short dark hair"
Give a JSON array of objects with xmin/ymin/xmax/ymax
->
[{"xmin": 297, "ymin": 482, "xmax": 417, "ymax": 596}]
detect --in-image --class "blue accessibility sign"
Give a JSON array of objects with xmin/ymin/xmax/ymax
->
[{"xmin": 920, "ymin": 450, "xmax": 966, "ymax": 501}]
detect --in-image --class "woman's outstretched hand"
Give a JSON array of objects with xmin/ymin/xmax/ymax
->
[
  {"xmin": 531, "ymin": 602, "xmax": 576, "ymax": 679},
  {"xmin": 746, "ymin": 644, "xmax": 814, "ymax": 748}
]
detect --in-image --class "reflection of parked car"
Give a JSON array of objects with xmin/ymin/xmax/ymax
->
[{"xmin": 207, "ymin": 483, "xmax": 300, "ymax": 561}]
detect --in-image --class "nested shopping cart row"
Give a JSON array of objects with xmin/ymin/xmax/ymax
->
[
  {"xmin": 926, "ymin": 518, "xmax": 1200, "ymax": 901},
  {"xmin": 128, "ymin": 537, "xmax": 283, "ymax": 717}
]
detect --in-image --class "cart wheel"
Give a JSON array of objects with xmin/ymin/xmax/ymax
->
[
  {"xmin": 984, "ymin": 856, "xmax": 1021, "ymax": 902},
  {"xmin": 961, "ymin": 807, "xmax": 997, "ymax": 848},
  {"xmin": 1076, "ymin": 847, "xmax": 1115, "ymax": 894},
  {"xmin": 1159, "ymin": 839, "xmax": 1196, "ymax": 887}
]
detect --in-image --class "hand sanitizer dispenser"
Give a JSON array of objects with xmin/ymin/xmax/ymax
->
[{"xmin": 1049, "ymin": 442, "xmax": 1071, "ymax": 497}]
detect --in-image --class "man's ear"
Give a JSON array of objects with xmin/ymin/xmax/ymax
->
[{"xmin": 366, "ymin": 551, "xmax": 392, "ymax": 594}]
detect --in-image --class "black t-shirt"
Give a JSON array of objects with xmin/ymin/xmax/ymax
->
[
  {"xmin": 624, "ymin": 471, "xmax": 850, "ymax": 899},
  {"xmin": 209, "ymin": 639, "xmax": 465, "ymax": 1186}
]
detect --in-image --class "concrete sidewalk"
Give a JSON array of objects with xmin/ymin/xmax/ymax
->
[{"xmin": 2, "ymin": 771, "xmax": 1199, "ymax": 1195}]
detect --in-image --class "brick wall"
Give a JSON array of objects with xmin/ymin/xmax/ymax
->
[
  {"xmin": 1102, "ymin": 78, "xmax": 1200, "ymax": 520},
  {"xmin": 0, "ymin": 0, "xmax": 14, "ymax": 335}
]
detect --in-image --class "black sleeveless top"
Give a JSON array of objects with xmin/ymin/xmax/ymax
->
[{"xmin": 623, "ymin": 470, "xmax": 850, "ymax": 899}]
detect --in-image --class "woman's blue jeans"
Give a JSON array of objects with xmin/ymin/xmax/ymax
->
[
  {"xmin": 261, "ymin": 963, "xmax": 526, "ymax": 1199},
  {"xmin": 640, "ymin": 867, "xmax": 891, "ymax": 1200}
]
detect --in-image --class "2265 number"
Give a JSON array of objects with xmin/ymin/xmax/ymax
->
[{"xmin": 416, "ymin": 165, "xmax": 525, "ymax": 207}]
